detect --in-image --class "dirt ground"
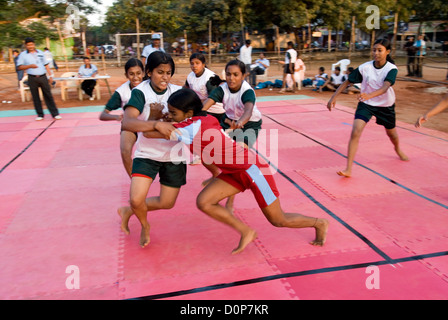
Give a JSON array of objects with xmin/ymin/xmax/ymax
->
[{"xmin": 1, "ymin": 57, "xmax": 447, "ymax": 133}]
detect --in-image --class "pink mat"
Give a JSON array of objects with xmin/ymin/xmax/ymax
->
[{"xmin": 1, "ymin": 98, "xmax": 448, "ymax": 300}]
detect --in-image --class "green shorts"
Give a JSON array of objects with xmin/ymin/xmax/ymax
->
[
  {"xmin": 220, "ymin": 114, "xmax": 263, "ymax": 148},
  {"xmin": 131, "ymin": 158, "xmax": 187, "ymax": 188},
  {"xmin": 354, "ymin": 102, "xmax": 396, "ymax": 129}
]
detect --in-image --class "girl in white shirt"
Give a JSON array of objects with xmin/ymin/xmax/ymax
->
[
  {"xmin": 119, "ymin": 51, "xmax": 186, "ymax": 248},
  {"xmin": 184, "ymin": 52, "xmax": 225, "ymax": 122},
  {"xmin": 203, "ymin": 59, "xmax": 263, "ymax": 212},
  {"xmin": 99, "ymin": 58, "xmax": 144, "ymax": 177},
  {"xmin": 327, "ymin": 38, "xmax": 408, "ymax": 177}
]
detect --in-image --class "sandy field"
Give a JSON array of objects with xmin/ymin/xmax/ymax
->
[{"xmin": 1, "ymin": 57, "xmax": 447, "ymax": 133}]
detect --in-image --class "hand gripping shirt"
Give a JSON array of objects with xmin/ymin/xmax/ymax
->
[
  {"xmin": 186, "ymin": 68, "xmax": 225, "ymax": 114},
  {"xmin": 125, "ymin": 80, "xmax": 185, "ymax": 162}
]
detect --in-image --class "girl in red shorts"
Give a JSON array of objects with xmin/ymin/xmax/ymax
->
[{"xmin": 143, "ymin": 88, "xmax": 329, "ymax": 254}]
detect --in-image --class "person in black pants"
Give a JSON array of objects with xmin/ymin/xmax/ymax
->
[
  {"xmin": 16, "ymin": 37, "xmax": 61, "ymax": 121},
  {"xmin": 78, "ymin": 56, "xmax": 98, "ymax": 100},
  {"xmin": 404, "ymin": 36, "xmax": 417, "ymax": 77}
]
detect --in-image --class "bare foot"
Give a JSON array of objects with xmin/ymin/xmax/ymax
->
[
  {"xmin": 232, "ymin": 229, "xmax": 258, "ymax": 255},
  {"xmin": 140, "ymin": 223, "xmax": 151, "ymax": 248},
  {"xmin": 310, "ymin": 218, "xmax": 329, "ymax": 246},
  {"xmin": 396, "ymin": 149, "xmax": 409, "ymax": 161},
  {"xmin": 117, "ymin": 206, "xmax": 133, "ymax": 235},
  {"xmin": 337, "ymin": 169, "xmax": 351, "ymax": 178}
]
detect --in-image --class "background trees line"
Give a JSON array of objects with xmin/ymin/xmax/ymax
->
[{"xmin": 1, "ymin": 0, "xmax": 447, "ymax": 49}]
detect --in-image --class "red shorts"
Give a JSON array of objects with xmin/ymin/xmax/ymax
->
[{"xmin": 217, "ymin": 164, "xmax": 280, "ymax": 208}]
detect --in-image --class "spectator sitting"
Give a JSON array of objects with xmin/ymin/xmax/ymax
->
[
  {"xmin": 312, "ymin": 67, "xmax": 328, "ymax": 91},
  {"xmin": 320, "ymin": 66, "xmax": 345, "ymax": 92},
  {"xmin": 249, "ymin": 52, "xmax": 270, "ymax": 86}
]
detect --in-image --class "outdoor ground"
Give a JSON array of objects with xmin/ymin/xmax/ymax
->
[
  {"xmin": 0, "ymin": 57, "xmax": 447, "ymax": 133},
  {"xmin": 1, "ymin": 56, "xmax": 448, "ymax": 301}
]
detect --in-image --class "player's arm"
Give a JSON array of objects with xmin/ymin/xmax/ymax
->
[{"xmin": 415, "ymin": 93, "xmax": 448, "ymax": 128}]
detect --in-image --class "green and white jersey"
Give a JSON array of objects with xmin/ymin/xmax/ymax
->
[
  {"xmin": 105, "ymin": 81, "xmax": 132, "ymax": 111},
  {"xmin": 209, "ymin": 81, "xmax": 262, "ymax": 122},
  {"xmin": 348, "ymin": 61, "xmax": 398, "ymax": 107},
  {"xmin": 186, "ymin": 68, "xmax": 225, "ymax": 114},
  {"xmin": 125, "ymin": 80, "xmax": 185, "ymax": 162}
]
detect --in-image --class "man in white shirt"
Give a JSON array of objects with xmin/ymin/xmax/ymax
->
[
  {"xmin": 239, "ymin": 40, "xmax": 252, "ymax": 80},
  {"xmin": 141, "ymin": 33, "xmax": 165, "ymax": 66}
]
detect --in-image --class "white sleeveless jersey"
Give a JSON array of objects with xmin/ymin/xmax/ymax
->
[
  {"xmin": 220, "ymin": 81, "xmax": 262, "ymax": 122},
  {"xmin": 133, "ymin": 80, "xmax": 186, "ymax": 162},
  {"xmin": 115, "ymin": 81, "xmax": 132, "ymax": 108},
  {"xmin": 285, "ymin": 48, "xmax": 297, "ymax": 64},
  {"xmin": 331, "ymin": 73, "xmax": 345, "ymax": 85},
  {"xmin": 358, "ymin": 61, "xmax": 397, "ymax": 107},
  {"xmin": 187, "ymin": 68, "xmax": 225, "ymax": 114}
]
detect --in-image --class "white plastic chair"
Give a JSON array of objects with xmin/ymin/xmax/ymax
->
[
  {"xmin": 256, "ymin": 68, "xmax": 269, "ymax": 82},
  {"xmin": 60, "ymin": 72, "xmax": 82, "ymax": 101},
  {"xmin": 20, "ymin": 75, "xmax": 43, "ymax": 103},
  {"xmin": 332, "ymin": 59, "xmax": 351, "ymax": 73}
]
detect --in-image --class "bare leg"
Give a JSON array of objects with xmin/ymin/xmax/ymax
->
[
  {"xmin": 129, "ymin": 176, "xmax": 153, "ymax": 248},
  {"xmin": 290, "ymin": 73, "xmax": 296, "ymax": 93},
  {"xmin": 338, "ymin": 119, "xmax": 367, "ymax": 177},
  {"xmin": 385, "ymin": 127, "xmax": 409, "ymax": 161},
  {"xmin": 118, "ymin": 184, "xmax": 181, "ymax": 238},
  {"xmin": 120, "ymin": 130, "xmax": 137, "ymax": 178},
  {"xmin": 261, "ymin": 199, "xmax": 329, "ymax": 246},
  {"xmin": 196, "ymin": 178, "xmax": 256, "ymax": 254},
  {"xmin": 279, "ymin": 72, "xmax": 287, "ymax": 93}
]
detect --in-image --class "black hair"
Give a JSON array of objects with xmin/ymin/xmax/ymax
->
[
  {"xmin": 225, "ymin": 59, "xmax": 246, "ymax": 75},
  {"xmin": 24, "ymin": 37, "xmax": 34, "ymax": 44},
  {"xmin": 319, "ymin": 66, "xmax": 325, "ymax": 72},
  {"xmin": 373, "ymin": 38, "xmax": 395, "ymax": 64},
  {"xmin": 335, "ymin": 66, "xmax": 340, "ymax": 71},
  {"xmin": 124, "ymin": 58, "xmax": 144, "ymax": 74},
  {"xmin": 287, "ymin": 41, "xmax": 294, "ymax": 47},
  {"xmin": 189, "ymin": 52, "xmax": 206, "ymax": 64},
  {"xmin": 167, "ymin": 88, "xmax": 207, "ymax": 117},
  {"xmin": 145, "ymin": 51, "xmax": 175, "ymax": 76}
]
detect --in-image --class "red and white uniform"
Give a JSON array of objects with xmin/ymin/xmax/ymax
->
[{"xmin": 172, "ymin": 115, "xmax": 279, "ymax": 208}]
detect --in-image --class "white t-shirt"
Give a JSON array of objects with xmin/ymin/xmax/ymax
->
[
  {"xmin": 350, "ymin": 61, "xmax": 398, "ymax": 107},
  {"xmin": 186, "ymin": 68, "xmax": 225, "ymax": 114},
  {"xmin": 239, "ymin": 45, "xmax": 252, "ymax": 65},
  {"xmin": 285, "ymin": 49, "xmax": 297, "ymax": 64},
  {"xmin": 331, "ymin": 73, "xmax": 345, "ymax": 85},
  {"xmin": 116, "ymin": 81, "xmax": 132, "ymax": 108},
  {"xmin": 141, "ymin": 45, "xmax": 165, "ymax": 58},
  {"xmin": 218, "ymin": 81, "xmax": 262, "ymax": 122},
  {"xmin": 126, "ymin": 80, "xmax": 185, "ymax": 162}
]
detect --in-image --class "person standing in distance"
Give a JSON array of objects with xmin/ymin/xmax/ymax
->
[
  {"xmin": 239, "ymin": 40, "xmax": 252, "ymax": 81},
  {"xmin": 141, "ymin": 33, "xmax": 165, "ymax": 66},
  {"xmin": 16, "ymin": 37, "xmax": 61, "ymax": 121}
]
